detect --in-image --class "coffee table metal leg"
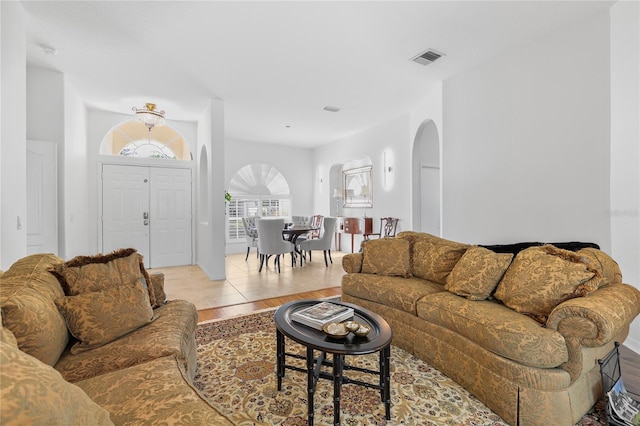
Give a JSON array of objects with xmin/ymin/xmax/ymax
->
[
  {"xmin": 384, "ymin": 346, "xmax": 391, "ymax": 420},
  {"xmin": 276, "ymin": 330, "xmax": 284, "ymax": 390},
  {"xmin": 307, "ymin": 346, "xmax": 315, "ymax": 426},
  {"xmin": 333, "ymin": 353, "xmax": 344, "ymax": 426}
]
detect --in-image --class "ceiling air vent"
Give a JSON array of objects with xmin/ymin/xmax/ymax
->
[{"xmin": 412, "ymin": 49, "xmax": 444, "ymax": 66}]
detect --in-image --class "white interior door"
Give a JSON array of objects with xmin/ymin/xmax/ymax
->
[
  {"xmin": 149, "ymin": 167, "xmax": 192, "ymax": 267},
  {"xmin": 26, "ymin": 140, "xmax": 58, "ymax": 255},
  {"xmin": 102, "ymin": 165, "xmax": 151, "ymax": 263},
  {"xmin": 420, "ymin": 164, "xmax": 441, "ymax": 236}
]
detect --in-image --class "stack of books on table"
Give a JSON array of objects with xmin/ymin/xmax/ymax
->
[{"xmin": 291, "ymin": 302, "xmax": 354, "ymax": 330}]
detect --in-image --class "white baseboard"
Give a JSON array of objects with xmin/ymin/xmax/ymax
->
[{"xmin": 622, "ymin": 335, "xmax": 640, "ymax": 355}]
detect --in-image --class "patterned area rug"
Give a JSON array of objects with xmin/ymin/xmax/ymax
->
[{"xmin": 193, "ymin": 310, "xmax": 607, "ymax": 426}]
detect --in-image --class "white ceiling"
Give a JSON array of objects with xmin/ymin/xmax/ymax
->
[{"xmin": 22, "ymin": 1, "xmax": 614, "ymax": 148}]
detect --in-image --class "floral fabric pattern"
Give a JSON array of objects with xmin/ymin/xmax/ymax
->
[
  {"xmin": 0, "ymin": 341, "xmax": 113, "ymax": 425},
  {"xmin": 361, "ymin": 238, "xmax": 412, "ymax": 278},
  {"xmin": 55, "ymin": 299, "xmax": 198, "ymax": 383},
  {"xmin": 50, "ymin": 248, "xmax": 158, "ymax": 308},
  {"xmin": 494, "ymin": 245, "xmax": 600, "ymax": 323},
  {"xmin": 397, "ymin": 232, "xmax": 469, "ymax": 284},
  {"xmin": 55, "ymin": 280, "xmax": 154, "ymax": 354},
  {"xmin": 445, "ymin": 246, "xmax": 513, "ymax": 300},
  {"xmin": 577, "ymin": 247, "xmax": 622, "ymax": 286},
  {"xmin": 0, "ymin": 254, "xmax": 69, "ymax": 366},
  {"xmin": 76, "ymin": 355, "xmax": 232, "ymax": 425}
]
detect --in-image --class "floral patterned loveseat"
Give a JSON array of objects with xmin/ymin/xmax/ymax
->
[
  {"xmin": 341, "ymin": 231, "xmax": 640, "ymax": 426},
  {"xmin": 0, "ymin": 251, "xmax": 231, "ymax": 425}
]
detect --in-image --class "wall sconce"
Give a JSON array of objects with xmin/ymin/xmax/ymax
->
[{"xmin": 383, "ymin": 149, "xmax": 394, "ymax": 190}]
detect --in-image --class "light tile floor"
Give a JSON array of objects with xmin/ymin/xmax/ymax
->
[{"xmin": 148, "ymin": 251, "xmax": 346, "ymax": 311}]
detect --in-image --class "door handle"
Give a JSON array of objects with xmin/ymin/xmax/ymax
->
[
  {"xmin": 144, "ymin": 219, "xmax": 149, "ymax": 226},
  {"xmin": 143, "ymin": 212, "xmax": 149, "ymax": 219}
]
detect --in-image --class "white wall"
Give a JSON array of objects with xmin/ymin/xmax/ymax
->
[
  {"xmin": 610, "ymin": 1, "xmax": 640, "ymax": 353},
  {"xmin": 195, "ymin": 99, "xmax": 226, "ymax": 279},
  {"xmin": 0, "ymin": 2, "xmax": 27, "ymax": 269},
  {"xmin": 442, "ymin": 12, "xmax": 611, "ymax": 249},
  {"xmin": 313, "ymin": 115, "xmax": 412, "ymax": 252},
  {"xmin": 63, "ymin": 78, "xmax": 89, "ymax": 258}
]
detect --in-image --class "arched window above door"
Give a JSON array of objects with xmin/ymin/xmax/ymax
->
[{"xmin": 99, "ymin": 120, "xmax": 192, "ymax": 161}]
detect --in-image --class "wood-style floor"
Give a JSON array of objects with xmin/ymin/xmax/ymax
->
[{"xmin": 151, "ymin": 254, "xmax": 640, "ymax": 400}]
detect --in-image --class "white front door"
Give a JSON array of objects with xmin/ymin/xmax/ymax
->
[
  {"xmin": 26, "ymin": 140, "xmax": 58, "ymax": 255},
  {"xmin": 102, "ymin": 164, "xmax": 192, "ymax": 268},
  {"xmin": 149, "ymin": 167, "xmax": 192, "ymax": 267},
  {"xmin": 102, "ymin": 165, "xmax": 151, "ymax": 262}
]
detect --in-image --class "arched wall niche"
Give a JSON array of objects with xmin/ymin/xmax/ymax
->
[{"xmin": 412, "ymin": 119, "xmax": 441, "ymax": 235}]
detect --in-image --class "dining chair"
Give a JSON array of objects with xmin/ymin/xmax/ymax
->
[
  {"xmin": 363, "ymin": 217, "xmax": 399, "ymax": 241},
  {"xmin": 242, "ymin": 217, "xmax": 259, "ymax": 261},
  {"xmin": 299, "ymin": 217, "xmax": 337, "ymax": 267},
  {"xmin": 256, "ymin": 218, "xmax": 295, "ymax": 273},
  {"xmin": 290, "ymin": 215, "xmax": 313, "ymax": 246},
  {"xmin": 310, "ymin": 214, "xmax": 323, "ymax": 239}
]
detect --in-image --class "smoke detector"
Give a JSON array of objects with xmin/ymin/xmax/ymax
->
[{"xmin": 411, "ymin": 48, "xmax": 444, "ymax": 66}]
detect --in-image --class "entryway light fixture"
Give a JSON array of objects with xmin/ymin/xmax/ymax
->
[{"xmin": 132, "ymin": 103, "xmax": 165, "ymax": 131}]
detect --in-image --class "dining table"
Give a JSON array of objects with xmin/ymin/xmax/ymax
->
[{"xmin": 282, "ymin": 225, "xmax": 320, "ymax": 266}]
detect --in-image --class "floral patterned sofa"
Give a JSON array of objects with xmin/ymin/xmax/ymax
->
[
  {"xmin": 341, "ymin": 231, "xmax": 640, "ymax": 426},
  {"xmin": 0, "ymin": 251, "xmax": 232, "ymax": 425}
]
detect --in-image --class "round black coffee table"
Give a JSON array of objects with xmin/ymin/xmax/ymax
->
[{"xmin": 274, "ymin": 300, "xmax": 393, "ymax": 426}]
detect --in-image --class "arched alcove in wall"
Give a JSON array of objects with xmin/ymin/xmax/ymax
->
[
  {"xmin": 199, "ymin": 145, "xmax": 209, "ymax": 219},
  {"xmin": 412, "ymin": 119, "xmax": 441, "ymax": 235}
]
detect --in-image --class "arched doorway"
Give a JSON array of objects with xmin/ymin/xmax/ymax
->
[
  {"xmin": 99, "ymin": 120, "xmax": 194, "ymax": 268},
  {"xmin": 412, "ymin": 119, "xmax": 441, "ymax": 235}
]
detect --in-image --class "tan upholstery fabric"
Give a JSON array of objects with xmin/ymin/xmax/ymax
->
[
  {"xmin": 398, "ymin": 231, "xmax": 469, "ymax": 284},
  {"xmin": 50, "ymin": 248, "xmax": 159, "ymax": 308},
  {"xmin": 494, "ymin": 245, "xmax": 600, "ymax": 322},
  {"xmin": 55, "ymin": 280, "xmax": 154, "ymax": 354},
  {"xmin": 0, "ymin": 254, "xmax": 69, "ymax": 366},
  {"xmin": 342, "ymin": 273, "xmax": 444, "ymax": 314},
  {"xmin": 55, "ymin": 299, "xmax": 198, "ymax": 383},
  {"xmin": 0, "ymin": 341, "xmax": 113, "ymax": 425},
  {"xmin": 342, "ymin": 252, "xmax": 364, "ymax": 274},
  {"xmin": 149, "ymin": 272, "xmax": 167, "ymax": 304},
  {"xmin": 361, "ymin": 238, "xmax": 411, "ymax": 278},
  {"xmin": 577, "ymin": 247, "xmax": 622, "ymax": 286},
  {"xmin": 417, "ymin": 292, "xmax": 568, "ymax": 368},
  {"xmin": 76, "ymin": 355, "xmax": 233, "ymax": 425},
  {"xmin": 445, "ymin": 246, "xmax": 513, "ymax": 300}
]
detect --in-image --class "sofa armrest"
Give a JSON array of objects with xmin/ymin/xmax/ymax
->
[
  {"xmin": 547, "ymin": 283, "xmax": 640, "ymax": 347},
  {"xmin": 342, "ymin": 253, "xmax": 363, "ymax": 274},
  {"xmin": 149, "ymin": 272, "xmax": 167, "ymax": 305}
]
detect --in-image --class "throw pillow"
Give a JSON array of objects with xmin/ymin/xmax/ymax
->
[
  {"xmin": 576, "ymin": 247, "xmax": 622, "ymax": 287},
  {"xmin": 50, "ymin": 248, "xmax": 158, "ymax": 308},
  {"xmin": 0, "ymin": 341, "xmax": 113, "ymax": 425},
  {"xmin": 445, "ymin": 246, "xmax": 513, "ymax": 300},
  {"xmin": 55, "ymin": 280, "xmax": 154, "ymax": 354},
  {"xmin": 494, "ymin": 245, "xmax": 601, "ymax": 323},
  {"xmin": 361, "ymin": 238, "xmax": 411, "ymax": 278},
  {"xmin": 409, "ymin": 238, "xmax": 468, "ymax": 284}
]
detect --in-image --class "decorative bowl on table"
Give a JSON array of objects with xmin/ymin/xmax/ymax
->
[
  {"xmin": 323, "ymin": 322, "xmax": 349, "ymax": 338},
  {"xmin": 353, "ymin": 324, "xmax": 371, "ymax": 337},
  {"xmin": 343, "ymin": 321, "xmax": 361, "ymax": 333}
]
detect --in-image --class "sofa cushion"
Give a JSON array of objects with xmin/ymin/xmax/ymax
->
[
  {"xmin": 0, "ymin": 254, "xmax": 69, "ymax": 366},
  {"xmin": 55, "ymin": 299, "xmax": 198, "ymax": 383},
  {"xmin": 50, "ymin": 248, "xmax": 159, "ymax": 308},
  {"xmin": 55, "ymin": 280, "xmax": 154, "ymax": 354},
  {"xmin": 576, "ymin": 248, "xmax": 622, "ymax": 286},
  {"xmin": 0, "ymin": 341, "xmax": 113, "ymax": 425},
  {"xmin": 400, "ymin": 233, "xmax": 468, "ymax": 284},
  {"xmin": 76, "ymin": 355, "xmax": 232, "ymax": 425},
  {"xmin": 361, "ymin": 238, "xmax": 411, "ymax": 278},
  {"xmin": 342, "ymin": 273, "xmax": 444, "ymax": 315},
  {"xmin": 445, "ymin": 246, "xmax": 513, "ymax": 301},
  {"xmin": 416, "ymin": 292, "xmax": 568, "ymax": 368},
  {"xmin": 494, "ymin": 245, "xmax": 600, "ymax": 323}
]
